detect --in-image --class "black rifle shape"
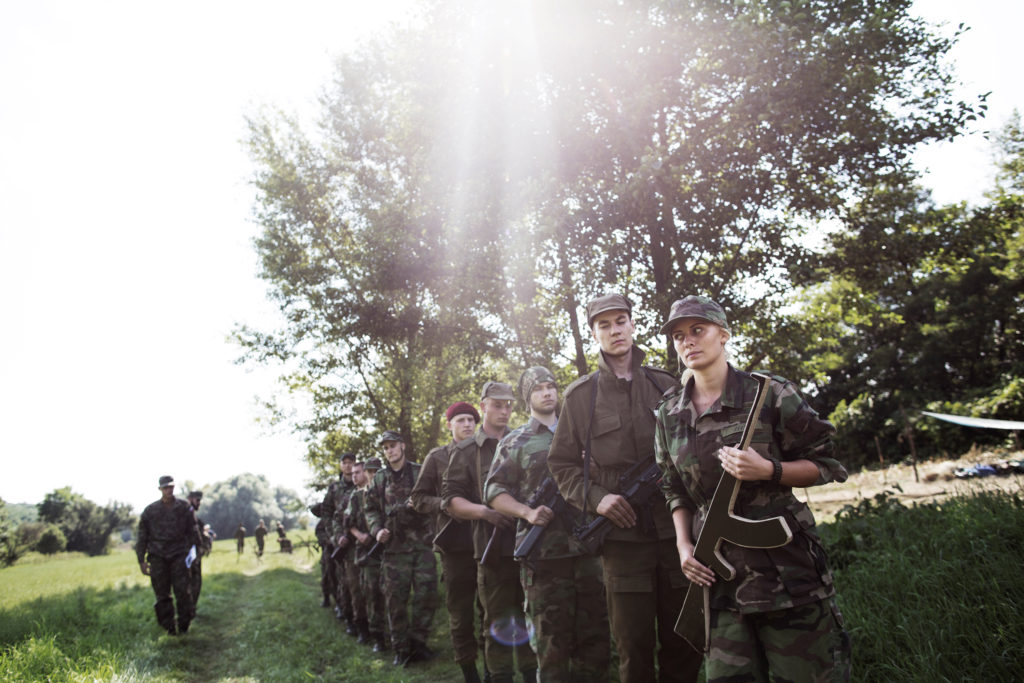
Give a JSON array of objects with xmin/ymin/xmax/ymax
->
[
  {"xmin": 512, "ymin": 476, "xmax": 567, "ymax": 564},
  {"xmin": 673, "ymin": 372, "xmax": 793, "ymax": 653},
  {"xmin": 574, "ymin": 456, "xmax": 664, "ymax": 556},
  {"xmin": 355, "ymin": 501, "xmax": 410, "ymax": 567}
]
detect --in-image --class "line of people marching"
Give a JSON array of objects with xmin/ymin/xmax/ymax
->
[{"xmin": 310, "ymin": 293, "xmax": 852, "ymax": 683}]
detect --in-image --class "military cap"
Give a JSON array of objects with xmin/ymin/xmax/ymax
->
[
  {"xmin": 157, "ymin": 475, "xmax": 175, "ymax": 488},
  {"xmin": 585, "ymin": 293, "xmax": 632, "ymax": 327},
  {"xmin": 186, "ymin": 490, "xmax": 203, "ymax": 500},
  {"xmin": 446, "ymin": 401, "xmax": 481, "ymax": 423},
  {"xmin": 340, "ymin": 452, "xmax": 356, "ymax": 462},
  {"xmin": 480, "ymin": 381, "xmax": 516, "ymax": 402},
  {"xmin": 518, "ymin": 366, "xmax": 557, "ymax": 403},
  {"xmin": 377, "ymin": 430, "xmax": 403, "ymax": 445},
  {"xmin": 660, "ymin": 294, "xmax": 731, "ymax": 334},
  {"xmin": 365, "ymin": 457, "xmax": 383, "ymax": 470}
]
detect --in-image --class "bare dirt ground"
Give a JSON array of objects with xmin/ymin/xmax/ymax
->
[{"xmin": 796, "ymin": 447, "xmax": 1024, "ymax": 522}]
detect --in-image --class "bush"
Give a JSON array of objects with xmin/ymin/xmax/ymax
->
[{"xmin": 35, "ymin": 525, "xmax": 67, "ymax": 555}]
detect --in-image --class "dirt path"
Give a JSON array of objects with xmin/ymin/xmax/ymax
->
[{"xmin": 797, "ymin": 448, "xmax": 1024, "ymax": 521}]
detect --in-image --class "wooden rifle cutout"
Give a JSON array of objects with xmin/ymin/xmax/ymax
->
[{"xmin": 673, "ymin": 372, "xmax": 793, "ymax": 653}]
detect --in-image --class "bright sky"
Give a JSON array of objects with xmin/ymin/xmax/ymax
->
[{"xmin": 1, "ymin": 1, "xmax": 1021, "ymax": 515}]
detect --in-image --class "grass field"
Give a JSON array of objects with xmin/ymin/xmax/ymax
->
[{"xmin": 3, "ymin": 489, "xmax": 1023, "ymax": 681}]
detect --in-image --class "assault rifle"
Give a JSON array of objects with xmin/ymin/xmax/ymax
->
[
  {"xmin": 479, "ymin": 524, "xmax": 504, "ymax": 567},
  {"xmin": 512, "ymin": 476, "xmax": 567, "ymax": 564},
  {"xmin": 356, "ymin": 500, "xmax": 415, "ymax": 567},
  {"xmin": 673, "ymin": 372, "xmax": 793, "ymax": 653},
  {"xmin": 574, "ymin": 456, "xmax": 664, "ymax": 555}
]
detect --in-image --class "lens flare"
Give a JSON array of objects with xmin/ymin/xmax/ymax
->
[{"xmin": 489, "ymin": 614, "xmax": 533, "ymax": 647}]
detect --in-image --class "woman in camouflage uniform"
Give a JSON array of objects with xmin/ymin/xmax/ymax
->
[{"xmin": 654, "ymin": 295, "xmax": 851, "ymax": 681}]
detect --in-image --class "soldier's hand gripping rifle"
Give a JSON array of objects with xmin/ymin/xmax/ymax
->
[
  {"xmin": 512, "ymin": 476, "xmax": 566, "ymax": 564},
  {"xmin": 356, "ymin": 502, "xmax": 403, "ymax": 567},
  {"xmin": 673, "ymin": 372, "xmax": 793, "ymax": 653},
  {"xmin": 573, "ymin": 456, "xmax": 664, "ymax": 555}
]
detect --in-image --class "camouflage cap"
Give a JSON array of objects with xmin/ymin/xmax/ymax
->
[
  {"xmin": 340, "ymin": 452, "xmax": 356, "ymax": 462},
  {"xmin": 480, "ymin": 381, "xmax": 516, "ymax": 402},
  {"xmin": 518, "ymin": 366, "xmax": 557, "ymax": 403},
  {"xmin": 660, "ymin": 295, "xmax": 730, "ymax": 334},
  {"xmin": 585, "ymin": 293, "xmax": 632, "ymax": 327},
  {"xmin": 158, "ymin": 475, "xmax": 175, "ymax": 488},
  {"xmin": 377, "ymin": 430, "xmax": 403, "ymax": 445},
  {"xmin": 364, "ymin": 457, "xmax": 383, "ymax": 471}
]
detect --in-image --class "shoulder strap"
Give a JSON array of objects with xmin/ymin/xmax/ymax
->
[{"xmin": 582, "ymin": 370, "xmax": 600, "ymax": 517}]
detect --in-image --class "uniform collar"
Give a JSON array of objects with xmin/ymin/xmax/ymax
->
[
  {"xmin": 597, "ymin": 344, "xmax": 646, "ymax": 376},
  {"xmin": 670, "ymin": 364, "xmax": 744, "ymax": 423}
]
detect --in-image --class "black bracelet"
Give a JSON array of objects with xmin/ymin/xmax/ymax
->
[{"xmin": 770, "ymin": 457, "xmax": 783, "ymax": 486}]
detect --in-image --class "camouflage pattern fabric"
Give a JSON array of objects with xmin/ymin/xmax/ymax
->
[
  {"xmin": 315, "ymin": 518, "xmax": 336, "ymax": 604},
  {"xmin": 347, "ymin": 487, "xmax": 387, "ymax": 638},
  {"xmin": 654, "ymin": 365, "xmax": 848, "ymax": 614},
  {"xmin": 365, "ymin": 461, "xmax": 432, "ymax": 551},
  {"xmin": 234, "ymin": 526, "xmax": 245, "ymax": 552},
  {"xmin": 484, "ymin": 417, "xmax": 611, "ymax": 680},
  {"xmin": 484, "ymin": 417, "xmax": 583, "ymax": 559},
  {"xmin": 148, "ymin": 553, "xmax": 193, "ymax": 634},
  {"xmin": 522, "ymin": 555, "xmax": 609, "ymax": 682},
  {"xmin": 136, "ymin": 498, "xmax": 199, "ymax": 563},
  {"xmin": 323, "ymin": 476, "xmax": 358, "ymax": 620},
  {"xmin": 190, "ymin": 513, "xmax": 207, "ymax": 609},
  {"xmin": 706, "ymin": 597, "xmax": 851, "ymax": 682},
  {"xmin": 381, "ymin": 547, "xmax": 438, "ymax": 656},
  {"xmin": 254, "ymin": 525, "xmax": 267, "ymax": 553},
  {"xmin": 478, "ymin": 558, "xmax": 535, "ymax": 678}
]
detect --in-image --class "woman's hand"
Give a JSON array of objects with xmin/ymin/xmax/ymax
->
[
  {"xmin": 678, "ymin": 541, "xmax": 715, "ymax": 587},
  {"xmin": 718, "ymin": 445, "xmax": 773, "ymax": 482}
]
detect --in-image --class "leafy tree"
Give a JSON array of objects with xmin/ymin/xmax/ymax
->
[
  {"xmin": 37, "ymin": 487, "xmax": 134, "ymax": 556},
  {"xmin": 34, "ymin": 524, "xmax": 67, "ymax": 555},
  {"xmin": 201, "ymin": 473, "xmax": 301, "ymax": 539},
  {"xmin": 1, "ymin": 498, "xmax": 28, "ymax": 567}
]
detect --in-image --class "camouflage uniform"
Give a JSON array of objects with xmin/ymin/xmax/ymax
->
[
  {"xmin": 655, "ymin": 364, "xmax": 852, "ymax": 681},
  {"xmin": 331, "ymin": 478, "xmax": 363, "ymax": 628},
  {"xmin": 136, "ymin": 497, "xmax": 201, "ymax": 634},
  {"xmin": 443, "ymin": 427, "xmax": 537, "ymax": 681},
  {"xmin": 313, "ymin": 513, "xmax": 336, "ymax": 606},
  {"xmin": 322, "ymin": 476, "xmax": 358, "ymax": 623},
  {"xmin": 548, "ymin": 345, "xmax": 702, "ymax": 683},
  {"xmin": 234, "ymin": 525, "xmax": 245, "ymax": 553},
  {"xmin": 254, "ymin": 523, "xmax": 268, "ymax": 555},
  {"xmin": 189, "ymin": 510, "xmax": 210, "ymax": 609},
  {"xmin": 411, "ymin": 442, "xmax": 486, "ymax": 668},
  {"xmin": 485, "ymin": 416, "xmax": 610, "ymax": 682},
  {"xmin": 366, "ymin": 460, "xmax": 438, "ymax": 660},
  {"xmin": 346, "ymin": 487, "xmax": 388, "ymax": 648}
]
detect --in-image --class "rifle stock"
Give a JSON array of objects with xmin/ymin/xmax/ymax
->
[
  {"xmin": 673, "ymin": 372, "xmax": 793, "ymax": 653},
  {"xmin": 513, "ymin": 477, "xmax": 566, "ymax": 563},
  {"xmin": 573, "ymin": 457, "xmax": 663, "ymax": 555}
]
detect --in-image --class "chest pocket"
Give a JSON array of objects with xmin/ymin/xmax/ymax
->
[{"xmin": 719, "ymin": 421, "xmax": 772, "ymax": 457}]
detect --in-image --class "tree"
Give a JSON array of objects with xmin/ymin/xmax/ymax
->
[
  {"xmin": 37, "ymin": 487, "xmax": 134, "ymax": 556},
  {"xmin": 201, "ymin": 473, "xmax": 301, "ymax": 539}
]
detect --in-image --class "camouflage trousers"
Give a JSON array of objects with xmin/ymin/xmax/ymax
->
[
  {"xmin": 478, "ymin": 556, "xmax": 536, "ymax": 679},
  {"xmin": 148, "ymin": 553, "xmax": 194, "ymax": 634},
  {"xmin": 601, "ymin": 538, "xmax": 702, "ymax": 683},
  {"xmin": 189, "ymin": 557, "xmax": 202, "ymax": 610},
  {"xmin": 441, "ymin": 549, "xmax": 486, "ymax": 665},
  {"xmin": 382, "ymin": 547, "xmax": 438, "ymax": 655},
  {"xmin": 333, "ymin": 553, "xmax": 356, "ymax": 621},
  {"xmin": 361, "ymin": 556, "xmax": 387, "ymax": 637},
  {"xmin": 340, "ymin": 553, "xmax": 365, "ymax": 621},
  {"xmin": 522, "ymin": 554, "xmax": 610, "ymax": 682},
  {"xmin": 320, "ymin": 546, "xmax": 337, "ymax": 603},
  {"xmin": 706, "ymin": 597, "xmax": 851, "ymax": 682}
]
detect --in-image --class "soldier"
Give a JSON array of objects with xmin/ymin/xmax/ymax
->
[
  {"xmin": 365, "ymin": 430, "xmax": 439, "ymax": 667},
  {"xmin": 136, "ymin": 475, "xmax": 201, "ymax": 635},
  {"xmin": 655, "ymin": 295, "xmax": 851, "ymax": 680},
  {"xmin": 254, "ymin": 520, "xmax": 268, "ymax": 557},
  {"xmin": 321, "ymin": 452, "xmax": 359, "ymax": 632},
  {"xmin": 185, "ymin": 490, "xmax": 211, "ymax": 611},
  {"xmin": 485, "ymin": 367, "xmax": 610, "ymax": 681},
  {"xmin": 411, "ymin": 401, "xmax": 489, "ymax": 683},
  {"xmin": 310, "ymin": 502, "xmax": 336, "ymax": 608},
  {"xmin": 347, "ymin": 456, "xmax": 388, "ymax": 652},
  {"xmin": 443, "ymin": 382, "xmax": 537, "ymax": 683},
  {"xmin": 234, "ymin": 523, "xmax": 246, "ymax": 555},
  {"xmin": 547, "ymin": 293, "xmax": 702, "ymax": 683},
  {"xmin": 334, "ymin": 459, "xmax": 370, "ymax": 642}
]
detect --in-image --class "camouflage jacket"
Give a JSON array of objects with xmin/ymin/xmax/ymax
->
[
  {"xmin": 195, "ymin": 514, "xmax": 212, "ymax": 556},
  {"xmin": 321, "ymin": 476, "xmax": 358, "ymax": 541},
  {"xmin": 442, "ymin": 427, "xmax": 508, "ymax": 559},
  {"xmin": 485, "ymin": 417, "xmax": 585, "ymax": 560},
  {"xmin": 548, "ymin": 345, "xmax": 677, "ymax": 543},
  {"xmin": 654, "ymin": 365, "xmax": 848, "ymax": 614},
  {"xmin": 365, "ymin": 461, "xmax": 431, "ymax": 553},
  {"xmin": 136, "ymin": 497, "xmax": 201, "ymax": 562}
]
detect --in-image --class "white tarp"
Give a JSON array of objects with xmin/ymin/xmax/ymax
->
[{"xmin": 921, "ymin": 411, "xmax": 1024, "ymax": 431}]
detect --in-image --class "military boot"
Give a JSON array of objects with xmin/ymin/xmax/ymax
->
[
  {"xmin": 460, "ymin": 663, "xmax": 482, "ymax": 683},
  {"xmin": 344, "ymin": 616, "xmax": 357, "ymax": 637},
  {"xmin": 355, "ymin": 618, "xmax": 371, "ymax": 644},
  {"xmin": 520, "ymin": 668, "xmax": 537, "ymax": 683}
]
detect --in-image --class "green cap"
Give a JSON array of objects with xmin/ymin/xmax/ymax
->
[
  {"xmin": 480, "ymin": 381, "xmax": 516, "ymax": 402},
  {"xmin": 585, "ymin": 293, "xmax": 632, "ymax": 327},
  {"xmin": 518, "ymin": 366, "xmax": 557, "ymax": 403},
  {"xmin": 660, "ymin": 295, "xmax": 730, "ymax": 334}
]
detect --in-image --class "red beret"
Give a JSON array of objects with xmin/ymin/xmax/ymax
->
[{"xmin": 446, "ymin": 401, "xmax": 480, "ymax": 423}]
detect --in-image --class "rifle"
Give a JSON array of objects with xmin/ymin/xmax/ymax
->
[
  {"xmin": 513, "ymin": 476, "xmax": 567, "ymax": 563},
  {"xmin": 673, "ymin": 372, "xmax": 793, "ymax": 653},
  {"xmin": 355, "ymin": 499, "xmax": 419, "ymax": 566},
  {"xmin": 479, "ymin": 524, "xmax": 503, "ymax": 567},
  {"xmin": 573, "ymin": 456, "xmax": 664, "ymax": 555}
]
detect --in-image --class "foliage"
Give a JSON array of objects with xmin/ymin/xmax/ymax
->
[
  {"xmin": 200, "ymin": 473, "xmax": 302, "ymax": 539},
  {"xmin": 238, "ymin": 0, "xmax": 982, "ymax": 466},
  {"xmin": 33, "ymin": 525, "xmax": 66, "ymax": 556},
  {"xmin": 36, "ymin": 487, "xmax": 134, "ymax": 557},
  {"xmin": 0, "ymin": 498, "xmax": 29, "ymax": 568}
]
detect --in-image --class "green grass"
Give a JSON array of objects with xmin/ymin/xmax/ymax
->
[{"xmin": 4, "ymin": 492, "xmax": 1024, "ymax": 681}]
